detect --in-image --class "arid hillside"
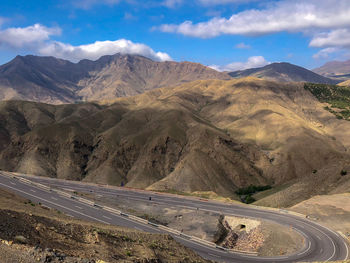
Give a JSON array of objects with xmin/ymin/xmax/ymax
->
[
  {"xmin": 314, "ymin": 59, "xmax": 350, "ymax": 82},
  {"xmin": 229, "ymin": 63, "xmax": 337, "ymax": 84},
  {"xmin": 0, "ymin": 54, "xmax": 230, "ymax": 104},
  {"xmin": 0, "ymin": 78, "xmax": 349, "ymax": 206},
  {"xmin": 339, "ymin": 80, "xmax": 350, "ymax": 86}
]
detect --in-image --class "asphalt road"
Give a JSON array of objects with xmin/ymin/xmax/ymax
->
[{"xmin": 0, "ymin": 172, "xmax": 348, "ymax": 263}]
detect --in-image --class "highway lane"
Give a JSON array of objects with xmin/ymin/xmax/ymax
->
[{"xmin": 0, "ymin": 172, "xmax": 349, "ymax": 262}]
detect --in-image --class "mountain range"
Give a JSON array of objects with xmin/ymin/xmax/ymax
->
[
  {"xmin": 0, "ymin": 54, "xmax": 342, "ymax": 104},
  {"xmin": 0, "ymin": 53, "xmax": 350, "ymax": 207},
  {"xmin": 0, "ymin": 78, "xmax": 349, "ymax": 207},
  {"xmin": 0, "ymin": 54, "xmax": 230, "ymax": 104}
]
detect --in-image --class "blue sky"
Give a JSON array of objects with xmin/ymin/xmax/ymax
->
[{"xmin": 0, "ymin": 0, "xmax": 349, "ymax": 71}]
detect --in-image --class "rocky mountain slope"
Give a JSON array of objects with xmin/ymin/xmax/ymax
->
[
  {"xmin": 229, "ymin": 62, "xmax": 337, "ymax": 84},
  {"xmin": 314, "ymin": 59, "xmax": 350, "ymax": 82},
  {"xmin": 0, "ymin": 78, "xmax": 349, "ymax": 206},
  {"xmin": 0, "ymin": 54, "xmax": 230, "ymax": 104}
]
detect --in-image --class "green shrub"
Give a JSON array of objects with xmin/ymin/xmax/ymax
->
[
  {"xmin": 304, "ymin": 83, "xmax": 350, "ymax": 121},
  {"xmin": 235, "ymin": 185, "xmax": 272, "ymax": 196},
  {"xmin": 245, "ymin": 195, "xmax": 256, "ymax": 204}
]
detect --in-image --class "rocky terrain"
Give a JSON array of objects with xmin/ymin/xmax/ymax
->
[
  {"xmin": 229, "ymin": 62, "xmax": 337, "ymax": 84},
  {"xmin": 0, "ymin": 188, "xmax": 208, "ymax": 263},
  {"xmin": 0, "ymin": 54, "xmax": 230, "ymax": 104},
  {"xmin": 214, "ymin": 216, "xmax": 302, "ymax": 256},
  {"xmin": 0, "ymin": 78, "xmax": 349, "ymax": 206}
]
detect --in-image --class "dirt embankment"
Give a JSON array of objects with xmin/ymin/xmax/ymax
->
[
  {"xmin": 0, "ymin": 188, "xmax": 208, "ymax": 263},
  {"xmin": 214, "ymin": 216, "xmax": 303, "ymax": 256}
]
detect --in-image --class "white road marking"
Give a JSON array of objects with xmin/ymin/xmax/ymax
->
[
  {"xmin": 51, "ymin": 197, "xmax": 58, "ymax": 200},
  {"xmin": 0, "ymin": 182, "xmax": 110, "ymax": 225},
  {"xmin": 74, "ymin": 205, "xmax": 83, "ymax": 210},
  {"xmin": 4, "ymin": 174, "xmax": 350, "ymax": 261},
  {"xmin": 30, "ymin": 189, "xmax": 36, "ymax": 193},
  {"xmin": 316, "ymin": 235, "xmax": 321, "ymax": 240},
  {"xmin": 297, "ymin": 241, "xmax": 311, "ymax": 256},
  {"xmin": 102, "ymin": 215, "xmax": 112, "ymax": 220},
  {"xmin": 10, "ymin": 182, "xmax": 16, "ymax": 185}
]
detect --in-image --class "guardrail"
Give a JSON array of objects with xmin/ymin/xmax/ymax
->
[
  {"xmin": 0, "ymin": 171, "xmax": 259, "ymax": 256},
  {"xmin": 147, "ymin": 221, "xmax": 159, "ymax": 227}
]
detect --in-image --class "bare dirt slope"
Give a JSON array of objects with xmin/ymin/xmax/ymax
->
[
  {"xmin": 0, "ymin": 78, "xmax": 349, "ymax": 205},
  {"xmin": 0, "ymin": 188, "xmax": 208, "ymax": 263}
]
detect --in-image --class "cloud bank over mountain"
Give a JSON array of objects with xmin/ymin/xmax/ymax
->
[
  {"xmin": 210, "ymin": 56, "xmax": 269, "ymax": 72},
  {"xmin": 0, "ymin": 23, "xmax": 171, "ymax": 62}
]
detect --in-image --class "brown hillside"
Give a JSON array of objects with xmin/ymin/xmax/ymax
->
[
  {"xmin": 229, "ymin": 63, "xmax": 337, "ymax": 84},
  {"xmin": 0, "ymin": 78, "xmax": 349, "ymax": 205},
  {"xmin": 314, "ymin": 59, "xmax": 350, "ymax": 82}
]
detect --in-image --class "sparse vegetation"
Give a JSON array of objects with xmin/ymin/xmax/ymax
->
[
  {"xmin": 305, "ymin": 83, "xmax": 350, "ymax": 120},
  {"xmin": 235, "ymin": 185, "xmax": 272, "ymax": 196},
  {"xmin": 235, "ymin": 185, "xmax": 272, "ymax": 204},
  {"xmin": 244, "ymin": 195, "xmax": 256, "ymax": 204},
  {"xmin": 341, "ymin": 170, "xmax": 347, "ymax": 176}
]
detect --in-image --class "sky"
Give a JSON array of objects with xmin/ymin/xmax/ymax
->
[{"xmin": 0, "ymin": 0, "xmax": 350, "ymax": 71}]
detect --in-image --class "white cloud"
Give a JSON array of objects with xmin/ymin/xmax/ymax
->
[
  {"xmin": 0, "ymin": 23, "xmax": 171, "ymax": 62},
  {"xmin": 0, "ymin": 24, "xmax": 61, "ymax": 48},
  {"xmin": 162, "ymin": 0, "xmax": 183, "ymax": 8},
  {"xmin": 158, "ymin": 0, "xmax": 350, "ymax": 38},
  {"xmin": 235, "ymin": 42, "xmax": 250, "ymax": 49},
  {"xmin": 312, "ymin": 47, "xmax": 339, "ymax": 59},
  {"xmin": 310, "ymin": 29, "xmax": 350, "ymax": 48},
  {"xmin": 38, "ymin": 39, "xmax": 172, "ymax": 62},
  {"xmin": 210, "ymin": 56, "xmax": 269, "ymax": 72}
]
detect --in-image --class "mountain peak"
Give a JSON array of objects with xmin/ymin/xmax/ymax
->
[
  {"xmin": 0, "ymin": 54, "xmax": 230, "ymax": 104},
  {"xmin": 229, "ymin": 62, "xmax": 337, "ymax": 84},
  {"xmin": 313, "ymin": 59, "xmax": 350, "ymax": 82}
]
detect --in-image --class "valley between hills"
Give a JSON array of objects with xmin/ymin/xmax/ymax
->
[
  {"xmin": 1, "ymin": 77, "xmax": 350, "ymax": 208},
  {"xmin": 0, "ymin": 54, "xmax": 350, "ymax": 262}
]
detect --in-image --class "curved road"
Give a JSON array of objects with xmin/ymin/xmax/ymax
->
[{"xmin": 0, "ymin": 172, "xmax": 348, "ymax": 263}]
